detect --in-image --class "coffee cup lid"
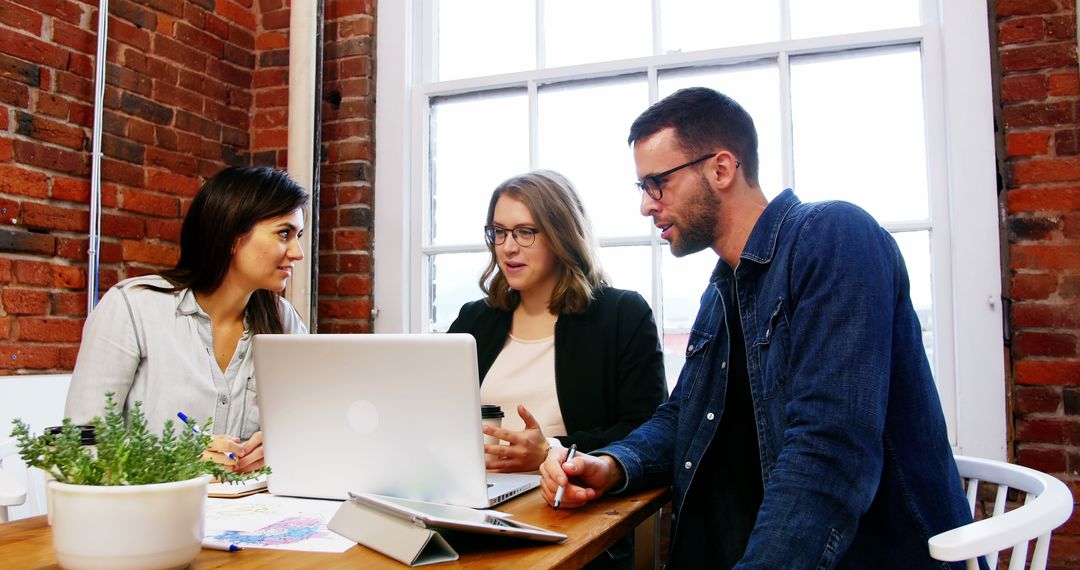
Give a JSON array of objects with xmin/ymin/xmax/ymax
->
[{"xmin": 480, "ymin": 404, "xmax": 504, "ymax": 419}]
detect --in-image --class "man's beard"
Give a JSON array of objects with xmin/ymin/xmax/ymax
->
[{"xmin": 669, "ymin": 173, "xmax": 721, "ymax": 258}]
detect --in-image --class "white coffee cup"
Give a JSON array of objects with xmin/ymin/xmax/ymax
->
[{"xmin": 480, "ymin": 404, "xmax": 504, "ymax": 463}]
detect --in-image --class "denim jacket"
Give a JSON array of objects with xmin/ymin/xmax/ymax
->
[{"xmin": 599, "ymin": 190, "xmax": 973, "ymax": 569}]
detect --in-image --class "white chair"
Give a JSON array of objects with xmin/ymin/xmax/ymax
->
[
  {"xmin": 929, "ymin": 455, "xmax": 1074, "ymax": 570},
  {"xmin": 0, "ymin": 438, "xmax": 28, "ymax": 523}
]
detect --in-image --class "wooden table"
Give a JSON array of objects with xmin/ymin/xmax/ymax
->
[{"xmin": 0, "ymin": 487, "xmax": 669, "ymax": 569}]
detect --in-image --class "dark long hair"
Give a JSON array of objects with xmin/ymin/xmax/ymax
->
[
  {"xmin": 148, "ymin": 166, "xmax": 310, "ymax": 334},
  {"xmin": 480, "ymin": 170, "xmax": 608, "ymax": 314}
]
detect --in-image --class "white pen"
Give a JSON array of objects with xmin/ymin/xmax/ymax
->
[
  {"xmin": 553, "ymin": 443, "xmax": 577, "ymax": 511},
  {"xmin": 201, "ymin": 539, "xmax": 242, "ymax": 552}
]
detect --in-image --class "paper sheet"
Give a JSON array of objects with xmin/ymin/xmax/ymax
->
[{"xmin": 204, "ymin": 494, "xmax": 356, "ymax": 553}]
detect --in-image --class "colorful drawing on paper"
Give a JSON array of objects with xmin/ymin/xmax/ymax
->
[{"xmin": 204, "ymin": 495, "xmax": 355, "ymax": 553}]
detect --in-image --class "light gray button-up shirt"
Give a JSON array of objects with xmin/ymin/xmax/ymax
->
[{"xmin": 65, "ymin": 275, "xmax": 308, "ymax": 438}]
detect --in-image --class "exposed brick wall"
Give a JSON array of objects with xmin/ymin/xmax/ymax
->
[
  {"xmin": 317, "ymin": 0, "xmax": 374, "ymax": 334},
  {"xmin": 0, "ymin": 0, "xmax": 380, "ymax": 375},
  {"xmin": 995, "ymin": 0, "xmax": 1080, "ymax": 566}
]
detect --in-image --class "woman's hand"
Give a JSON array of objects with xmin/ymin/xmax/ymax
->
[
  {"xmin": 202, "ymin": 432, "xmax": 265, "ymax": 473},
  {"xmin": 483, "ymin": 405, "xmax": 557, "ymax": 473},
  {"xmin": 234, "ymin": 431, "xmax": 265, "ymax": 473}
]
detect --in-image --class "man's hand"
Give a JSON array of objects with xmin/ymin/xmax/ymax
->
[{"xmin": 539, "ymin": 449, "xmax": 624, "ymax": 509}]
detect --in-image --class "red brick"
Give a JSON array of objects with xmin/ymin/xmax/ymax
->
[
  {"xmin": 326, "ymin": 0, "xmax": 373, "ymax": 18},
  {"xmin": 146, "ymin": 147, "xmax": 199, "ymax": 176},
  {"xmin": 998, "ymin": 16, "xmax": 1046, "ymax": 44},
  {"xmin": 1045, "ymin": 14, "xmax": 1078, "ymax": 41},
  {"xmin": 35, "ymin": 93, "xmax": 70, "ymax": 120},
  {"xmin": 1011, "ymin": 157, "xmax": 1080, "ymax": 184},
  {"xmin": 0, "ymin": 0, "xmax": 44, "ymax": 34},
  {"xmin": 0, "ymin": 316, "xmax": 9, "ymax": 340},
  {"xmin": 218, "ymin": 0, "xmax": 257, "ymax": 31},
  {"xmin": 327, "ymin": 139, "xmax": 373, "ymax": 162},
  {"xmin": 1015, "ymin": 359, "xmax": 1080, "ymax": 385},
  {"xmin": 12, "ymin": 260, "xmax": 51, "ymax": 285},
  {"xmin": 318, "ymin": 299, "xmax": 372, "ymax": 319},
  {"xmin": 17, "ymin": 317, "xmax": 83, "ymax": 342},
  {"xmin": 0, "ymin": 258, "xmax": 9, "ymax": 282},
  {"xmin": 1055, "ymin": 129, "xmax": 1080, "ymax": 156},
  {"xmin": 121, "ymin": 188, "xmax": 179, "ymax": 217},
  {"xmin": 145, "ymin": 218, "xmax": 181, "ymax": 242},
  {"xmin": 0, "ymin": 28, "xmax": 69, "ymax": 68},
  {"xmin": 1, "ymin": 288, "xmax": 50, "ymax": 315},
  {"xmin": 319, "ymin": 321, "xmax": 371, "ymax": 334},
  {"xmin": 1008, "ymin": 187, "xmax": 1080, "ymax": 213},
  {"xmin": 0, "ymin": 198, "xmax": 16, "ymax": 224},
  {"xmin": 14, "ymin": 140, "xmax": 89, "ymax": 176},
  {"xmin": 58, "ymin": 345, "xmax": 78, "ymax": 370},
  {"xmin": 14, "ymin": 111, "xmax": 85, "ymax": 150},
  {"xmin": 20, "ymin": 202, "xmax": 88, "ymax": 232},
  {"xmin": 52, "ymin": 19, "xmax": 95, "ymax": 54},
  {"xmin": 1050, "ymin": 71, "xmax": 1080, "ymax": 96},
  {"xmin": 102, "ymin": 213, "xmax": 145, "ymax": 239},
  {"xmin": 53, "ymin": 291, "xmax": 87, "ymax": 316},
  {"xmin": 1007, "ymin": 131, "xmax": 1051, "ymax": 156},
  {"xmin": 1017, "ymin": 416, "xmax": 1080, "ymax": 444},
  {"xmin": 997, "ymin": 0, "xmax": 1060, "ymax": 17},
  {"xmin": 0, "ymin": 164, "xmax": 48, "ymax": 197},
  {"xmin": 1014, "ymin": 331, "xmax": 1078, "ymax": 357},
  {"xmin": 255, "ymin": 31, "xmax": 288, "ymax": 50},
  {"xmin": 108, "ymin": 14, "xmax": 152, "ymax": 52},
  {"xmin": 122, "ymin": 240, "xmax": 179, "ymax": 266},
  {"xmin": 334, "ymin": 229, "xmax": 369, "ymax": 251},
  {"xmin": 1002, "ymin": 74, "xmax": 1048, "ymax": 102},
  {"xmin": 0, "ymin": 344, "xmax": 59, "ymax": 370},
  {"xmin": 337, "ymin": 274, "xmax": 372, "ymax": 296},
  {"xmin": 1015, "ymin": 385, "xmax": 1062, "ymax": 413},
  {"xmin": 254, "ymin": 86, "xmax": 289, "ymax": 108},
  {"xmin": 1012, "ymin": 272, "xmax": 1058, "ymax": 300},
  {"xmin": 1016, "ymin": 445, "xmax": 1067, "ymax": 473},
  {"xmin": 1012, "ymin": 302, "xmax": 1080, "ymax": 328},
  {"xmin": 0, "ymin": 227, "xmax": 54, "ymax": 255},
  {"xmin": 1003, "ymin": 100, "xmax": 1073, "ymax": 128},
  {"xmin": 51, "ymin": 176, "xmax": 91, "ymax": 203},
  {"xmin": 55, "ymin": 237, "xmax": 87, "ymax": 261},
  {"xmin": 1012, "ymin": 243, "xmax": 1080, "ymax": 270},
  {"xmin": 52, "ymin": 265, "xmax": 86, "ymax": 289}
]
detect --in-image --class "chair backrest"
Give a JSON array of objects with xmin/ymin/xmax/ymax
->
[
  {"xmin": 0, "ymin": 438, "xmax": 28, "ymax": 523},
  {"xmin": 928, "ymin": 455, "xmax": 1075, "ymax": 570},
  {"xmin": 0, "ymin": 373, "xmax": 72, "ymax": 521}
]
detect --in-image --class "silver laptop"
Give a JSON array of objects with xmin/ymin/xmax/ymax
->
[{"xmin": 253, "ymin": 333, "xmax": 539, "ymax": 508}]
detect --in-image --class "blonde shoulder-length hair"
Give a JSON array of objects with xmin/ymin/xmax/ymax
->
[{"xmin": 480, "ymin": 170, "xmax": 609, "ymax": 314}]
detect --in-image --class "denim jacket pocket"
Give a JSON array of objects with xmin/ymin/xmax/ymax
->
[
  {"xmin": 752, "ymin": 298, "xmax": 790, "ymax": 399},
  {"xmin": 679, "ymin": 330, "xmax": 714, "ymax": 401}
]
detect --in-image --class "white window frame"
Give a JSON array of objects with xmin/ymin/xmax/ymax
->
[{"xmin": 373, "ymin": 0, "xmax": 1006, "ymax": 460}]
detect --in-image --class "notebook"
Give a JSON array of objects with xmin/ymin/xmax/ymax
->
[{"xmin": 252, "ymin": 333, "xmax": 540, "ymax": 508}]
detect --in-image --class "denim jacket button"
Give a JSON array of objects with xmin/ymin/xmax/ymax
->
[
  {"xmin": 706, "ymin": 412, "xmax": 715, "ymax": 421},
  {"xmin": 684, "ymin": 461, "xmax": 692, "ymax": 469},
  {"xmin": 721, "ymin": 361, "xmax": 727, "ymax": 369}
]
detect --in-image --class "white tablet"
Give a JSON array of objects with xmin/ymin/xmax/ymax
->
[{"xmin": 346, "ymin": 492, "xmax": 568, "ymax": 543}]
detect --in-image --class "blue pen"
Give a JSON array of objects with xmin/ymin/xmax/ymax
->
[
  {"xmin": 178, "ymin": 412, "xmax": 236, "ymax": 461},
  {"xmin": 202, "ymin": 539, "xmax": 242, "ymax": 552}
]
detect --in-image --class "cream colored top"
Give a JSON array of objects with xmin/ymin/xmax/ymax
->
[{"xmin": 479, "ymin": 333, "xmax": 567, "ymax": 438}]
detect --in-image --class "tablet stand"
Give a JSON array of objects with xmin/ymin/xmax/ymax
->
[{"xmin": 328, "ymin": 499, "xmax": 458, "ymax": 566}]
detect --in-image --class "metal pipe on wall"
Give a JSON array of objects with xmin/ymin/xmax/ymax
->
[{"xmin": 86, "ymin": 0, "xmax": 109, "ymax": 314}]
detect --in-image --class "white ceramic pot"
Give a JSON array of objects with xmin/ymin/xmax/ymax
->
[{"xmin": 49, "ymin": 475, "xmax": 210, "ymax": 570}]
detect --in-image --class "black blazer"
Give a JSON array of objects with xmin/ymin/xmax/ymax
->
[{"xmin": 448, "ymin": 286, "xmax": 667, "ymax": 452}]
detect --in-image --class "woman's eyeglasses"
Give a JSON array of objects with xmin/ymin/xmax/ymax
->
[{"xmin": 484, "ymin": 225, "xmax": 539, "ymax": 247}]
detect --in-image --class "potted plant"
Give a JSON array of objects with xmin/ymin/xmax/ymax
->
[{"xmin": 10, "ymin": 392, "xmax": 264, "ymax": 570}]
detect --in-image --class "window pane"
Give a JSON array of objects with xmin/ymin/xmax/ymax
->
[
  {"xmin": 892, "ymin": 230, "xmax": 934, "ymax": 368},
  {"xmin": 790, "ymin": 46, "xmax": 928, "ymax": 223},
  {"xmin": 659, "ymin": 62, "xmax": 783, "ymax": 200},
  {"xmin": 661, "ymin": 0, "xmax": 779, "ymax": 54},
  {"xmin": 437, "ymin": 0, "xmax": 535, "ymax": 81},
  {"xmin": 537, "ymin": 76, "xmax": 651, "ymax": 239},
  {"xmin": 545, "ymin": 0, "xmax": 651, "ymax": 68},
  {"xmin": 429, "ymin": 252, "xmax": 491, "ymax": 332},
  {"xmin": 431, "ymin": 90, "xmax": 530, "ymax": 246},
  {"xmin": 598, "ymin": 245, "xmax": 654, "ymax": 304},
  {"xmin": 789, "ymin": 0, "xmax": 920, "ymax": 39},
  {"xmin": 661, "ymin": 248, "xmax": 720, "ymax": 392}
]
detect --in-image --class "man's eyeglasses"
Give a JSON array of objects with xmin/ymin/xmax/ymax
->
[
  {"xmin": 484, "ymin": 225, "xmax": 540, "ymax": 247},
  {"xmin": 635, "ymin": 153, "xmax": 738, "ymax": 201}
]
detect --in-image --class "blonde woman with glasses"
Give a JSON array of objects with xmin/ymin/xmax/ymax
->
[{"xmin": 448, "ymin": 170, "xmax": 667, "ymax": 475}]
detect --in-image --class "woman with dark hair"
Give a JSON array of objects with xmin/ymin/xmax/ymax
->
[
  {"xmin": 448, "ymin": 170, "xmax": 667, "ymax": 473},
  {"xmin": 65, "ymin": 166, "xmax": 310, "ymax": 473}
]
